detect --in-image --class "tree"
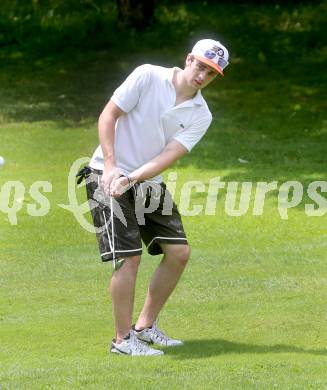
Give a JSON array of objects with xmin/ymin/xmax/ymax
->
[{"xmin": 116, "ymin": 0, "xmax": 155, "ymax": 30}]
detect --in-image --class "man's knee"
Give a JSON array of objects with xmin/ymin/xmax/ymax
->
[
  {"xmin": 123, "ymin": 255, "xmax": 141, "ymax": 270},
  {"xmin": 112, "ymin": 255, "xmax": 141, "ymax": 275},
  {"xmin": 164, "ymin": 244, "xmax": 190, "ymax": 267}
]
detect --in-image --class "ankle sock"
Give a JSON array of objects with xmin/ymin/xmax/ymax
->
[{"xmin": 132, "ymin": 324, "xmax": 152, "ymax": 332}]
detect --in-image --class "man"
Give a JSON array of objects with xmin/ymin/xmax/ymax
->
[{"xmin": 83, "ymin": 39, "xmax": 229, "ymax": 356}]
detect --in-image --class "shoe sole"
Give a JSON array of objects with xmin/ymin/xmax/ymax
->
[
  {"xmin": 110, "ymin": 346, "xmax": 164, "ymax": 356},
  {"xmin": 135, "ymin": 336, "xmax": 183, "ymax": 347},
  {"xmin": 110, "ymin": 347, "xmax": 129, "ymax": 355}
]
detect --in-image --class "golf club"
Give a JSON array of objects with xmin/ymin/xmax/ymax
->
[{"xmin": 110, "ymin": 195, "xmax": 126, "ymax": 271}]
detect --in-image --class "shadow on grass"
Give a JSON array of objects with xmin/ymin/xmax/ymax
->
[{"xmin": 165, "ymin": 339, "xmax": 327, "ymax": 359}]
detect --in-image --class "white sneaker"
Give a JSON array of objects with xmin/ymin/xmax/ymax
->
[
  {"xmin": 110, "ymin": 331, "xmax": 164, "ymax": 356},
  {"xmin": 133, "ymin": 320, "xmax": 183, "ymax": 347}
]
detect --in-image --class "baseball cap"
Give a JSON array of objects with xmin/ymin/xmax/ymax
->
[{"xmin": 191, "ymin": 39, "xmax": 229, "ymax": 76}]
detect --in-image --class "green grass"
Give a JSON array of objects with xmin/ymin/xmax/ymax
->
[{"xmin": 1, "ymin": 3, "xmax": 327, "ymax": 389}]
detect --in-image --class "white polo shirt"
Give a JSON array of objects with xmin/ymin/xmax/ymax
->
[{"xmin": 89, "ymin": 64, "xmax": 212, "ymax": 183}]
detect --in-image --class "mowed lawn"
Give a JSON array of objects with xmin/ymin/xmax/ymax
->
[{"xmin": 1, "ymin": 41, "xmax": 327, "ymax": 388}]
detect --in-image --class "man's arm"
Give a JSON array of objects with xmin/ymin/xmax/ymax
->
[
  {"xmin": 130, "ymin": 140, "xmax": 188, "ymax": 182},
  {"xmin": 110, "ymin": 139, "xmax": 188, "ymax": 197},
  {"xmin": 98, "ymin": 100, "xmax": 125, "ymax": 194}
]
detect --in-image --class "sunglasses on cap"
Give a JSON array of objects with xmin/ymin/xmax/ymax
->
[{"xmin": 217, "ymin": 56, "xmax": 229, "ymax": 70}]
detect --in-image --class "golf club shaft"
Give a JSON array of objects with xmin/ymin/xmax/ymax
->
[{"xmin": 110, "ymin": 195, "xmax": 116, "ymax": 269}]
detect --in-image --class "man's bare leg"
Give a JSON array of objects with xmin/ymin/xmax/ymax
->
[
  {"xmin": 135, "ymin": 244, "xmax": 190, "ymax": 330},
  {"xmin": 110, "ymin": 255, "xmax": 141, "ymax": 341}
]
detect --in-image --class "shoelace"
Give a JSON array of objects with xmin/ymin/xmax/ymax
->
[
  {"xmin": 146, "ymin": 182, "xmax": 162, "ymax": 200},
  {"xmin": 130, "ymin": 333, "xmax": 151, "ymax": 354},
  {"xmin": 133, "ymin": 181, "xmax": 163, "ymax": 200},
  {"xmin": 151, "ymin": 324, "xmax": 169, "ymax": 345}
]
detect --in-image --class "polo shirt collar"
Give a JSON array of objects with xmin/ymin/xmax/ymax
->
[{"xmin": 166, "ymin": 67, "xmax": 204, "ymax": 107}]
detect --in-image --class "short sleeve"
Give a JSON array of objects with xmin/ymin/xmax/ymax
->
[
  {"xmin": 173, "ymin": 112, "xmax": 212, "ymax": 151},
  {"xmin": 111, "ymin": 64, "xmax": 151, "ymax": 113}
]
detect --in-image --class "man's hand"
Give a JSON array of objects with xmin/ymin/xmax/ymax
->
[
  {"xmin": 110, "ymin": 176, "xmax": 131, "ymax": 198},
  {"xmin": 101, "ymin": 166, "xmax": 120, "ymax": 196}
]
